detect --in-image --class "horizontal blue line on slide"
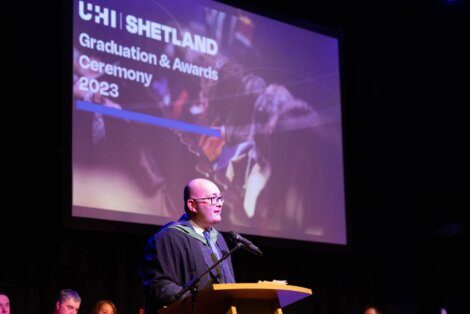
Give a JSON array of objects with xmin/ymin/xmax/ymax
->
[{"xmin": 76, "ymin": 100, "xmax": 221, "ymax": 138}]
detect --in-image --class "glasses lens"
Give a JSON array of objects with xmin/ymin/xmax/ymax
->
[{"xmin": 211, "ymin": 194, "xmax": 224, "ymax": 205}]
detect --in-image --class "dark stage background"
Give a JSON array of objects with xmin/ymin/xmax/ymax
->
[{"xmin": 3, "ymin": 1, "xmax": 467, "ymax": 313}]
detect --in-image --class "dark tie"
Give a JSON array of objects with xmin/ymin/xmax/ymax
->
[
  {"xmin": 203, "ymin": 230, "xmax": 224, "ymax": 283},
  {"xmin": 203, "ymin": 230, "xmax": 220, "ymax": 258}
]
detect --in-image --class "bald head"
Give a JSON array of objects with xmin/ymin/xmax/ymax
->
[
  {"xmin": 184, "ymin": 178, "xmax": 218, "ymax": 208},
  {"xmin": 365, "ymin": 306, "xmax": 381, "ymax": 314},
  {"xmin": 187, "ymin": 178, "xmax": 219, "ymax": 195}
]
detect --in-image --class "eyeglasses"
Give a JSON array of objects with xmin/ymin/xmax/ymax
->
[{"xmin": 191, "ymin": 194, "xmax": 224, "ymax": 205}]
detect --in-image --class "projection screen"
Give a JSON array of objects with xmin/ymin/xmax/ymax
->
[{"xmin": 72, "ymin": 0, "xmax": 346, "ymax": 245}]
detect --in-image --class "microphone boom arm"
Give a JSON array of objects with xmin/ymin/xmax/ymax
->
[{"xmin": 173, "ymin": 243, "xmax": 243, "ymax": 302}]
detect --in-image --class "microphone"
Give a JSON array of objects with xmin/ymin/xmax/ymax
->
[{"xmin": 228, "ymin": 231, "xmax": 263, "ymax": 256}]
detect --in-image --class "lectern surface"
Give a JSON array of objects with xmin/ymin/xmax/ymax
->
[{"xmin": 158, "ymin": 283, "xmax": 312, "ymax": 314}]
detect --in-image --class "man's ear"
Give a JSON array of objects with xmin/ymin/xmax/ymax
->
[{"xmin": 187, "ymin": 199, "xmax": 197, "ymax": 214}]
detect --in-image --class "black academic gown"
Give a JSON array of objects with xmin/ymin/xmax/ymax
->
[{"xmin": 142, "ymin": 219, "xmax": 235, "ymax": 313}]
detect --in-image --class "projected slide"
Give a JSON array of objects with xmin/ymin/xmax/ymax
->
[{"xmin": 72, "ymin": 0, "xmax": 346, "ymax": 244}]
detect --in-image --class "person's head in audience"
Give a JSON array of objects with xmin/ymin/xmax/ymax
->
[
  {"xmin": 0, "ymin": 290, "xmax": 10, "ymax": 314},
  {"xmin": 54, "ymin": 289, "xmax": 81, "ymax": 314},
  {"xmin": 92, "ymin": 300, "xmax": 117, "ymax": 314},
  {"xmin": 364, "ymin": 305, "xmax": 382, "ymax": 314}
]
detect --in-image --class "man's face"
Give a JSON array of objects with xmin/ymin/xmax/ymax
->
[
  {"xmin": 55, "ymin": 299, "xmax": 80, "ymax": 314},
  {"xmin": 193, "ymin": 193, "xmax": 223, "ymax": 227},
  {"xmin": 0, "ymin": 295, "xmax": 10, "ymax": 314},
  {"xmin": 188, "ymin": 180, "xmax": 223, "ymax": 228}
]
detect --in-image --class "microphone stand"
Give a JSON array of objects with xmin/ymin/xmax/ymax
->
[{"xmin": 172, "ymin": 243, "xmax": 243, "ymax": 314}]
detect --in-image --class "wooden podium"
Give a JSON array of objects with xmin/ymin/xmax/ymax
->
[{"xmin": 158, "ymin": 283, "xmax": 312, "ymax": 314}]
